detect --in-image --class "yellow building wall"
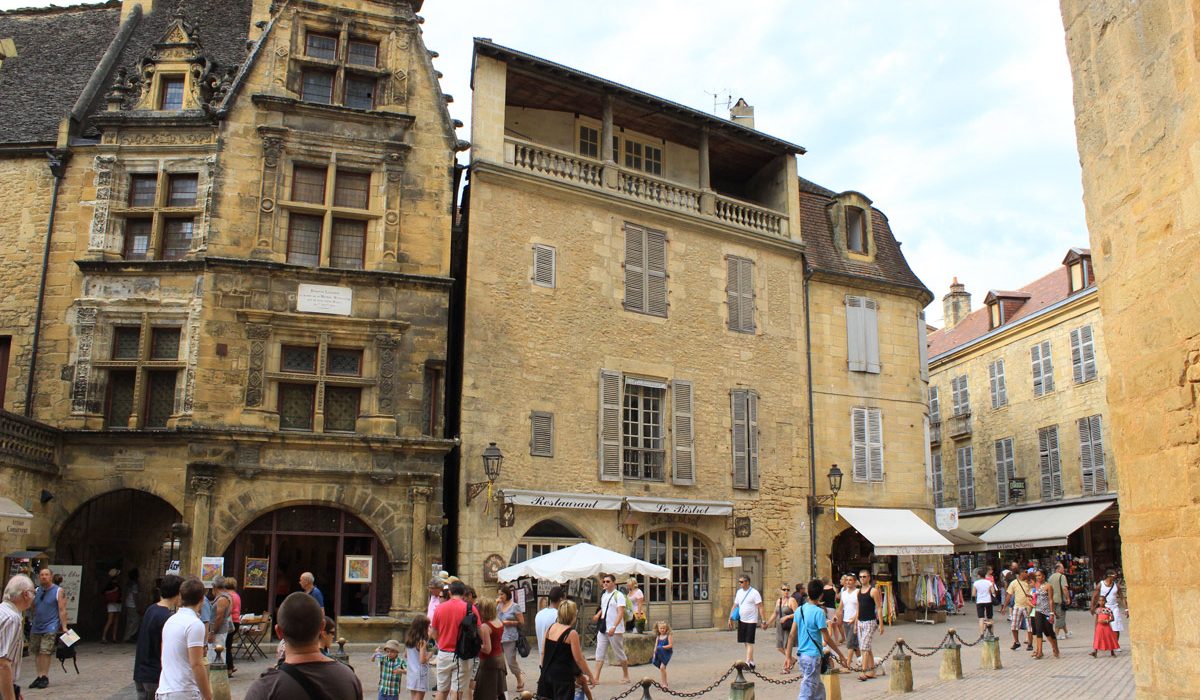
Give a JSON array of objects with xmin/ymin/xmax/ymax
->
[{"xmin": 1060, "ymin": 0, "xmax": 1200, "ymax": 695}]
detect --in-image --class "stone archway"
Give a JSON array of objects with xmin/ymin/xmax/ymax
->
[{"xmin": 54, "ymin": 489, "xmax": 181, "ymax": 638}]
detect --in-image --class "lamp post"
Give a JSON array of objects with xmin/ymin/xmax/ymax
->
[
  {"xmin": 466, "ymin": 442, "xmax": 504, "ymax": 506},
  {"xmin": 807, "ymin": 464, "xmax": 844, "ymax": 578}
]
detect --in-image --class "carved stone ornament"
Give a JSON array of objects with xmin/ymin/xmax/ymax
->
[
  {"xmin": 89, "ymin": 156, "xmax": 116, "ymax": 252},
  {"xmin": 262, "ymin": 136, "xmax": 284, "ymax": 168},
  {"xmin": 70, "ymin": 307, "xmax": 99, "ymax": 414},
  {"xmin": 190, "ymin": 475, "xmax": 217, "ymax": 495},
  {"xmin": 376, "ymin": 334, "xmax": 398, "ymax": 414},
  {"xmin": 245, "ymin": 324, "xmax": 270, "ymax": 407}
]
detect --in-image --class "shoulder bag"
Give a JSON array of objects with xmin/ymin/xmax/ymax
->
[
  {"xmin": 278, "ymin": 662, "xmax": 333, "ymax": 700},
  {"xmin": 800, "ymin": 606, "xmax": 831, "ymax": 674}
]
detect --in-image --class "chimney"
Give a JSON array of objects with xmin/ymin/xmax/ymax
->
[
  {"xmin": 730, "ymin": 98, "xmax": 755, "ymax": 130},
  {"xmin": 943, "ymin": 277, "xmax": 971, "ymax": 329}
]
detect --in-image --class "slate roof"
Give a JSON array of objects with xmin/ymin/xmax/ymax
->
[
  {"xmin": 797, "ymin": 176, "xmax": 931, "ymax": 302},
  {"xmin": 0, "ymin": 2, "xmax": 121, "ymax": 146},
  {"xmin": 927, "ymin": 264, "xmax": 1081, "ymax": 358}
]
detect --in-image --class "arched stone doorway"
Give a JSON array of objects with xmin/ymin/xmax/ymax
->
[
  {"xmin": 220, "ymin": 505, "xmax": 391, "ymax": 619},
  {"xmin": 830, "ymin": 526, "xmax": 874, "ymax": 579},
  {"xmin": 54, "ymin": 489, "xmax": 181, "ymax": 638},
  {"xmin": 509, "ymin": 519, "xmax": 584, "ymax": 564},
  {"xmin": 632, "ymin": 529, "xmax": 712, "ymax": 629}
]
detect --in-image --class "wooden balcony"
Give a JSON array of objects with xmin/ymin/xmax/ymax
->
[{"xmin": 504, "ymin": 138, "xmax": 789, "ymax": 238}]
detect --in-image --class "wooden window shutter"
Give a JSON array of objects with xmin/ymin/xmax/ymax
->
[
  {"xmin": 671, "ymin": 380, "xmax": 695, "ymax": 485},
  {"xmin": 645, "ymin": 228, "xmax": 668, "ymax": 316},
  {"xmin": 623, "ymin": 224, "xmax": 645, "ymax": 313},
  {"xmin": 747, "ymin": 391, "xmax": 760, "ymax": 489},
  {"xmin": 1070, "ymin": 328, "xmax": 1084, "ymax": 383},
  {"xmin": 845, "ymin": 296, "xmax": 866, "ymax": 372},
  {"xmin": 530, "ymin": 411, "xmax": 554, "ymax": 457},
  {"xmin": 532, "ymin": 244, "xmax": 556, "ymax": 288},
  {"xmin": 1078, "ymin": 416, "xmax": 1094, "ymax": 494},
  {"xmin": 1031, "ymin": 343, "xmax": 1044, "ymax": 395},
  {"xmin": 918, "ymin": 311, "xmax": 929, "ymax": 381},
  {"xmin": 1081, "ymin": 325, "xmax": 1097, "ymax": 381},
  {"xmin": 1038, "ymin": 425, "xmax": 1062, "ymax": 499},
  {"xmin": 867, "ymin": 407, "xmax": 884, "ymax": 482},
  {"xmin": 726, "ymin": 256, "xmax": 755, "ymax": 333},
  {"xmin": 851, "ymin": 406, "xmax": 868, "ymax": 482},
  {"xmin": 598, "ymin": 369, "xmax": 623, "ymax": 481},
  {"xmin": 931, "ymin": 452, "xmax": 944, "ymax": 508},
  {"xmin": 1090, "ymin": 414, "xmax": 1107, "ymax": 492},
  {"xmin": 995, "ymin": 438, "xmax": 1014, "ymax": 506},
  {"xmin": 731, "ymin": 390, "xmax": 749, "ymax": 489},
  {"xmin": 1049, "ymin": 426, "xmax": 1063, "ymax": 498},
  {"xmin": 1033, "ymin": 340, "xmax": 1054, "ymax": 394},
  {"xmin": 863, "ymin": 299, "xmax": 881, "ymax": 373},
  {"xmin": 989, "ymin": 360, "xmax": 1007, "ymax": 408},
  {"xmin": 957, "ymin": 446, "xmax": 974, "ymax": 510},
  {"xmin": 951, "ymin": 375, "xmax": 969, "ymax": 415},
  {"xmin": 726, "ymin": 257, "xmax": 742, "ymax": 331}
]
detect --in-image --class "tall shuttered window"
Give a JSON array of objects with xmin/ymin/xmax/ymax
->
[
  {"xmin": 1038, "ymin": 425, "xmax": 1064, "ymax": 501},
  {"xmin": 731, "ymin": 389, "xmax": 759, "ymax": 489},
  {"xmin": 929, "ymin": 386, "xmax": 940, "ymax": 421},
  {"xmin": 726, "ymin": 256, "xmax": 755, "ymax": 333},
  {"xmin": 1078, "ymin": 414, "xmax": 1108, "ymax": 495},
  {"xmin": 623, "ymin": 223, "xmax": 667, "ymax": 317},
  {"xmin": 931, "ymin": 452, "xmax": 944, "ymax": 508},
  {"xmin": 988, "ymin": 359, "xmax": 1008, "ymax": 409},
  {"xmin": 957, "ymin": 445, "xmax": 975, "ymax": 511},
  {"xmin": 951, "ymin": 375, "xmax": 970, "ymax": 416},
  {"xmin": 598, "ymin": 370, "xmax": 693, "ymax": 485},
  {"xmin": 532, "ymin": 244, "xmax": 556, "ymax": 288},
  {"xmin": 530, "ymin": 411, "xmax": 554, "ymax": 457},
  {"xmin": 1031, "ymin": 340, "xmax": 1055, "ymax": 396},
  {"xmin": 994, "ymin": 437, "xmax": 1016, "ymax": 506},
  {"xmin": 845, "ymin": 296, "xmax": 880, "ymax": 373},
  {"xmin": 1070, "ymin": 324, "xmax": 1098, "ymax": 384},
  {"xmin": 851, "ymin": 406, "xmax": 884, "ymax": 483}
]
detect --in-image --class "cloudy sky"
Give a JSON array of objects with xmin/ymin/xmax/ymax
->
[{"xmin": 1, "ymin": 1, "xmax": 1086, "ymax": 323}]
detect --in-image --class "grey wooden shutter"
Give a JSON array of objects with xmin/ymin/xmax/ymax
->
[
  {"xmin": 989, "ymin": 359, "xmax": 1007, "ymax": 408},
  {"xmin": 726, "ymin": 256, "xmax": 755, "ymax": 333},
  {"xmin": 951, "ymin": 375, "xmax": 969, "ymax": 415},
  {"xmin": 1038, "ymin": 425, "xmax": 1062, "ymax": 499},
  {"xmin": 867, "ymin": 407, "xmax": 884, "ymax": 482},
  {"xmin": 929, "ymin": 386, "xmax": 940, "ymax": 419},
  {"xmin": 530, "ymin": 411, "xmax": 554, "ymax": 456},
  {"xmin": 851, "ymin": 406, "xmax": 868, "ymax": 482},
  {"xmin": 726, "ymin": 257, "xmax": 741, "ymax": 331},
  {"xmin": 532, "ymin": 244, "xmax": 556, "ymax": 288},
  {"xmin": 1078, "ymin": 416, "xmax": 1094, "ymax": 494},
  {"xmin": 1072, "ymin": 325, "xmax": 1097, "ymax": 383},
  {"xmin": 624, "ymin": 224, "xmax": 645, "ymax": 313},
  {"xmin": 599, "ymin": 369, "xmax": 622, "ymax": 481},
  {"xmin": 731, "ymin": 390, "xmax": 749, "ymax": 489},
  {"xmin": 1090, "ymin": 415, "xmax": 1107, "ymax": 492},
  {"xmin": 918, "ymin": 311, "xmax": 929, "ymax": 381},
  {"xmin": 645, "ymin": 228, "xmax": 668, "ymax": 316},
  {"xmin": 931, "ymin": 453, "xmax": 943, "ymax": 508},
  {"xmin": 845, "ymin": 297, "xmax": 866, "ymax": 371},
  {"xmin": 671, "ymin": 380, "xmax": 695, "ymax": 485},
  {"xmin": 995, "ymin": 438, "xmax": 1014, "ymax": 505},
  {"xmin": 1032, "ymin": 340, "xmax": 1054, "ymax": 395},
  {"xmin": 747, "ymin": 391, "xmax": 759, "ymax": 489},
  {"xmin": 1031, "ymin": 343, "xmax": 1045, "ymax": 395},
  {"xmin": 1070, "ymin": 328, "xmax": 1084, "ymax": 383},
  {"xmin": 957, "ymin": 446, "xmax": 974, "ymax": 510},
  {"xmin": 863, "ymin": 299, "xmax": 880, "ymax": 373}
]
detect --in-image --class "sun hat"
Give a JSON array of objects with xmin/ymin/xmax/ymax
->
[{"xmin": 384, "ymin": 639, "xmax": 402, "ymax": 653}]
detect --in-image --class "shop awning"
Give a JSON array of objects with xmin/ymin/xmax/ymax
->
[
  {"xmin": 938, "ymin": 527, "xmax": 986, "ymax": 552},
  {"xmin": 957, "ymin": 513, "xmax": 1007, "ymax": 536},
  {"xmin": 0, "ymin": 497, "xmax": 33, "ymax": 536},
  {"xmin": 979, "ymin": 500, "xmax": 1115, "ymax": 550},
  {"xmin": 501, "ymin": 490, "xmax": 733, "ymax": 516},
  {"xmin": 837, "ymin": 507, "xmax": 954, "ymax": 555}
]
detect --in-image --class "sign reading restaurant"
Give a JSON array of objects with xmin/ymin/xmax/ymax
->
[{"xmin": 502, "ymin": 490, "xmax": 733, "ymax": 517}]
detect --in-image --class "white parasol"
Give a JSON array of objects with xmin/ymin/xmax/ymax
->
[{"xmin": 496, "ymin": 542, "xmax": 671, "ymax": 583}]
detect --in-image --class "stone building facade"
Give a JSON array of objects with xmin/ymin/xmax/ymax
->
[
  {"xmin": 927, "ymin": 253, "xmax": 1119, "ymax": 582},
  {"xmin": 454, "ymin": 41, "xmax": 934, "ymax": 628},
  {"xmin": 1060, "ymin": 1, "xmax": 1200, "ymax": 695},
  {"xmin": 0, "ymin": 0, "xmax": 459, "ymax": 638}
]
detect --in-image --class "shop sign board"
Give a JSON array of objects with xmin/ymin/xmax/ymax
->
[
  {"xmin": 1, "ymin": 516, "xmax": 30, "ymax": 535},
  {"xmin": 53, "ymin": 565, "xmax": 82, "ymax": 624},
  {"xmin": 296, "ymin": 284, "xmax": 353, "ymax": 316},
  {"xmin": 1008, "ymin": 478, "xmax": 1027, "ymax": 501},
  {"xmin": 503, "ymin": 490, "xmax": 734, "ymax": 516},
  {"xmin": 722, "ymin": 556, "xmax": 743, "ymax": 568},
  {"xmin": 935, "ymin": 507, "xmax": 959, "ymax": 531}
]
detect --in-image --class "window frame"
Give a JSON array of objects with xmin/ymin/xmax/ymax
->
[
  {"xmin": 957, "ymin": 445, "xmax": 975, "ymax": 511},
  {"xmin": 845, "ymin": 206, "xmax": 868, "ymax": 254},
  {"xmin": 158, "ymin": 75, "xmax": 186, "ymax": 110},
  {"xmin": 297, "ymin": 27, "xmax": 384, "ymax": 111},
  {"xmin": 845, "ymin": 295, "xmax": 880, "ymax": 373},
  {"xmin": 1078, "ymin": 414, "xmax": 1107, "ymax": 495},
  {"xmin": 1031, "ymin": 340, "xmax": 1055, "ymax": 396},
  {"xmin": 623, "ymin": 222, "xmax": 668, "ymax": 317},
  {"xmin": 95, "ymin": 320, "xmax": 185, "ymax": 430},
  {"xmin": 931, "ymin": 451, "xmax": 944, "ymax": 509},
  {"xmin": 622, "ymin": 380, "xmax": 666, "ymax": 482},
  {"xmin": 1037, "ymin": 424, "xmax": 1064, "ymax": 501},
  {"xmin": 988, "ymin": 358, "xmax": 1008, "ymax": 409},
  {"xmin": 530, "ymin": 411, "xmax": 554, "ymax": 457},
  {"xmin": 118, "ymin": 169, "xmax": 202, "ymax": 260},
  {"xmin": 726, "ymin": 256, "xmax": 756, "ymax": 334},
  {"xmin": 1070, "ymin": 324, "xmax": 1098, "ymax": 384},
  {"xmin": 532, "ymin": 244, "xmax": 556, "ymax": 288},
  {"xmin": 284, "ymin": 162, "xmax": 376, "ymax": 269},
  {"xmin": 851, "ymin": 406, "xmax": 885, "ymax": 483},
  {"xmin": 272, "ymin": 339, "xmax": 372, "ymax": 434},
  {"xmin": 951, "ymin": 374, "xmax": 970, "ymax": 416}
]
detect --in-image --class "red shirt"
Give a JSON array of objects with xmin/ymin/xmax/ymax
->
[
  {"xmin": 481, "ymin": 621, "xmax": 504, "ymax": 658},
  {"xmin": 230, "ymin": 591, "xmax": 242, "ymax": 623},
  {"xmin": 431, "ymin": 598, "xmax": 477, "ymax": 653}
]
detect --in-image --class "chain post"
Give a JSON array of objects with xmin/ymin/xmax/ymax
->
[
  {"xmin": 729, "ymin": 661, "xmax": 754, "ymax": 700},
  {"xmin": 940, "ymin": 629, "xmax": 964, "ymax": 681},
  {"xmin": 640, "ymin": 678, "xmax": 654, "ymax": 700},
  {"xmin": 888, "ymin": 639, "xmax": 913, "ymax": 693},
  {"xmin": 979, "ymin": 624, "xmax": 1003, "ymax": 670}
]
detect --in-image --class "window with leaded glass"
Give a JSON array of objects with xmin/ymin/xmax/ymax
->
[
  {"xmin": 279, "ymin": 383, "xmax": 315, "ymax": 430},
  {"xmin": 121, "ymin": 171, "xmax": 200, "ymax": 260},
  {"xmin": 150, "ymin": 328, "xmax": 181, "ymax": 360},
  {"xmin": 281, "ymin": 345, "xmax": 318, "ymax": 374},
  {"xmin": 622, "ymin": 381, "xmax": 664, "ymax": 481},
  {"xmin": 326, "ymin": 348, "xmax": 362, "ymax": 376},
  {"xmin": 347, "ymin": 40, "xmax": 378, "ymax": 67},
  {"xmin": 305, "ymin": 33, "xmax": 338, "ymax": 60},
  {"xmin": 287, "ymin": 214, "xmax": 323, "ymax": 266},
  {"xmin": 333, "ymin": 171, "xmax": 370, "ymax": 209},
  {"xmin": 105, "ymin": 370, "xmax": 136, "ymax": 428},
  {"xmin": 292, "ymin": 166, "xmax": 327, "ymax": 203},
  {"xmin": 298, "ymin": 31, "xmax": 381, "ymax": 110},
  {"xmin": 159, "ymin": 76, "xmax": 185, "ymax": 110},
  {"xmin": 144, "ymin": 370, "xmax": 177, "ymax": 428},
  {"xmin": 344, "ymin": 76, "xmax": 375, "ymax": 110},
  {"xmin": 167, "ymin": 174, "xmax": 198, "ymax": 207},
  {"xmin": 301, "ymin": 70, "xmax": 335, "ymax": 104},
  {"xmin": 160, "ymin": 219, "xmax": 193, "ymax": 260},
  {"xmin": 112, "ymin": 327, "xmax": 141, "ymax": 360},
  {"xmin": 330, "ymin": 220, "xmax": 365, "ymax": 269},
  {"xmin": 129, "ymin": 175, "xmax": 158, "ymax": 207},
  {"xmin": 323, "ymin": 386, "xmax": 360, "ymax": 432},
  {"xmin": 124, "ymin": 220, "xmax": 152, "ymax": 260}
]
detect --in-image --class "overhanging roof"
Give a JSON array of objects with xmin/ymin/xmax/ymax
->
[{"xmin": 838, "ymin": 507, "xmax": 954, "ymax": 555}]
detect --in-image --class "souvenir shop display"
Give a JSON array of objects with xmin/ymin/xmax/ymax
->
[{"xmin": 912, "ymin": 572, "xmax": 948, "ymax": 624}]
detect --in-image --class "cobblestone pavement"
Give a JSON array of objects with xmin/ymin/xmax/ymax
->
[{"xmin": 18, "ymin": 617, "xmax": 1132, "ymax": 699}]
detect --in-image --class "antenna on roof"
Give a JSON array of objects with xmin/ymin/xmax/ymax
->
[{"xmin": 704, "ymin": 89, "xmax": 732, "ymax": 116}]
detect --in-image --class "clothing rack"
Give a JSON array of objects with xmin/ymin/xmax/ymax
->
[{"xmin": 912, "ymin": 573, "xmax": 946, "ymax": 625}]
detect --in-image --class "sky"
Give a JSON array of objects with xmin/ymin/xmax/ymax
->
[{"xmin": 0, "ymin": 1, "xmax": 1087, "ymax": 324}]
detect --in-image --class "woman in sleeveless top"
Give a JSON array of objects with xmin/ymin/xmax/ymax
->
[
  {"xmin": 497, "ymin": 586, "xmax": 526, "ymax": 692},
  {"xmin": 762, "ymin": 584, "xmax": 796, "ymax": 671},
  {"xmin": 474, "ymin": 599, "xmax": 508, "ymax": 700},
  {"xmin": 538, "ymin": 600, "xmax": 593, "ymax": 700},
  {"xmin": 1030, "ymin": 570, "xmax": 1060, "ymax": 659}
]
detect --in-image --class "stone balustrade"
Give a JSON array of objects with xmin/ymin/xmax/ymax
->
[
  {"xmin": 508, "ymin": 139, "xmax": 603, "ymax": 187},
  {"xmin": 618, "ymin": 171, "xmax": 701, "ymax": 212},
  {"xmin": 0, "ymin": 409, "xmax": 60, "ymax": 472},
  {"xmin": 713, "ymin": 196, "xmax": 785, "ymax": 236}
]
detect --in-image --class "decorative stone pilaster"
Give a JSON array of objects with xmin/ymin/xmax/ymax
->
[
  {"xmin": 389, "ymin": 559, "xmax": 407, "ymax": 617},
  {"xmin": 254, "ymin": 128, "xmax": 286, "ymax": 257},
  {"xmin": 89, "ymin": 156, "xmax": 117, "ymax": 253},
  {"xmin": 408, "ymin": 486, "xmax": 432, "ymax": 609},
  {"xmin": 244, "ymin": 324, "xmax": 271, "ymax": 407},
  {"xmin": 70, "ymin": 307, "xmax": 98, "ymax": 414},
  {"xmin": 188, "ymin": 475, "xmax": 217, "ymax": 572},
  {"xmin": 375, "ymin": 334, "xmax": 399, "ymax": 415}
]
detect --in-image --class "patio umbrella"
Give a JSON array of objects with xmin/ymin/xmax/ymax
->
[{"xmin": 496, "ymin": 542, "xmax": 671, "ymax": 583}]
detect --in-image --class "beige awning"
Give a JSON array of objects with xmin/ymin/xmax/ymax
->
[
  {"xmin": 0, "ymin": 497, "xmax": 33, "ymax": 536},
  {"xmin": 838, "ymin": 507, "xmax": 954, "ymax": 555},
  {"xmin": 957, "ymin": 513, "xmax": 1007, "ymax": 536},
  {"xmin": 980, "ymin": 500, "xmax": 1115, "ymax": 550}
]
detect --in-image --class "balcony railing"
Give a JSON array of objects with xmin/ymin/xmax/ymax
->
[
  {"xmin": 0, "ymin": 410, "xmax": 60, "ymax": 472},
  {"xmin": 929, "ymin": 420, "xmax": 942, "ymax": 445},
  {"xmin": 949, "ymin": 412, "xmax": 972, "ymax": 439},
  {"xmin": 504, "ymin": 138, "xmax": 788, "ymax": 238}
]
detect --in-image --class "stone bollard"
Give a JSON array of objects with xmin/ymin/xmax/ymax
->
[
  {"xmin": 208, "ymin": 645, "xmax": 232, "ymax": 700},
  {"xmin": 820, "ymin": 664, "xmax": 842, "ymax": 700},
  {"xmin": 332, "ymin": 637, "xmax": 350, "ymax": 666},
  {"xmin": 940, "ymin": 629, "xmax": 963, "ymax": 681},
  {"xmin": 979, "ymin": 624, "xmax": 1002, "ymax": 671},
  {"xmin": 729, "ymin": 662, "xmax": 755, "ymax": 700},
  {"xmin": 888, "ymin": 639, "xmax": 913, "ymax": 693},
  {"xmin": 639, "ymin": 678, "xmax": 655, "ymax": 700}
]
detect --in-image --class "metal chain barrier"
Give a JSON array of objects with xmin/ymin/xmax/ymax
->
[
  {"xmin": 605, "ymin": 680, "xmax": 646, "ymax": 700},
  {"xmin": 951, "ymin": 629, "xmax": 989, "ymax": 647},
  {"xmin": 745, "ymin": 668, "xmax": 801, "ymax": 685},
  {"xmin": 901, "ymin": 632, "xmax": 953, "ymax": 657},
  {"xmin": 643, "ymin": 666, "xmax": 739, "ymax": 698}
]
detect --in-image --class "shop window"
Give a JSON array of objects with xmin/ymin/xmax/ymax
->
[
  {"xmin": 285, "ymin": 164, "xmax": 374, "ymax": 269},
  {"xmin": 119, "ymin": 170, "xmax": 201, "ymax": 260},
  {"xmin": 98, "ymin": 324, "xmax": 183, "ymax": 429},
  {"xmin": 632, "ymin": 530, "xmax": 711, "ymax": 629}
]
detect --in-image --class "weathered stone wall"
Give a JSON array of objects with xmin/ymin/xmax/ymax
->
[
  {"xmin": 930, "ymin": 296, "xmax": 1115, "ymax": 508},
  {"xmin": 1059, "ymin": 1, "xmax": 1200, "ymax": 695}
]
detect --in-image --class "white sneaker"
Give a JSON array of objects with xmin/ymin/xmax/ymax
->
[{"xmin": 1066, "ymin": 631, "xmax": 1073, "ymax": 638}]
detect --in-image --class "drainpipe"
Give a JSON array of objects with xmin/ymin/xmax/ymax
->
[
  {"xmin": 803, "ymin": 264, "xmax": 818, "ymax": 578},
  {"xmin": 25, "ymin": 150, "xmax": 69, "ymax": 418}
]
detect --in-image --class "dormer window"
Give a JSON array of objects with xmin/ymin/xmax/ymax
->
[
  {"xmin": 305, "ymin": 33, "xmax": 338, "ymax": 60},
  {"xmin": 846, "ymin": 206, "xmax": 867, "ymax": 254},
  {"xmin": 298, "ymin": 29, "xmax": 382, "ymax": 110},
  {"xmin": 1063, "ymin": 247, "xmax": 1094, "ymax": 294},
  {"xmin": 159, "ymin": 76, "xmax": 186, "ymax": 110},
  {"xmin": 983, "ymin": 290, "xmax": 1030, "ymax": 330},
  {"xmin": 988, "ymin": 301, "xmax": 1002, "ymax": 329}
]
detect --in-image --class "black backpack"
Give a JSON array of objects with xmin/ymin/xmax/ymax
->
[{"xmin": 455, "ymin": 606, "xmax": 482, "ymax": 660}]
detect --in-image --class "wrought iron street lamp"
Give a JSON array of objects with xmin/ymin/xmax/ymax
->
[
  {"xmin": 467, "ymin": 442, "xmax": 504, "ymax": 506},
  {"xmin": 617, "ymin": 500, "xmax": 640, "ymax": 541},
  {"xmin": 807, "ymin": 464, "xmax": 844, "ymax": 520}
]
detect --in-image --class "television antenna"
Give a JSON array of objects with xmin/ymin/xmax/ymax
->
[{"xmin": 704, "ymin": 89, "xmax": 733, "ymax": 116}]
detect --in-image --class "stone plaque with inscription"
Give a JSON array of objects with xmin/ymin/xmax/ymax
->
[{"xmin": 296, "ymin": 284, "xmax": 352, "ymax": 316}]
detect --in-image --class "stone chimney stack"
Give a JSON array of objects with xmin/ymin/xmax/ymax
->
[
  {"xmin": 730, "ymin": 98, "xmax": 755, "ymax": 129},
  {"xmin": 942, "ymin": 277, "xmax": 971, "ymax": 329}
]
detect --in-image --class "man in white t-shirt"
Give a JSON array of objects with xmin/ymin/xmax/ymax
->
[
  {"xmin": 1, "ymin": 575, "xmax": 35, "ymax": 700},
  {"xmin": 157, "ymin": 576, "xmax": 213, "ymax": 700},
  {"xmin": 839, "ymin": 574, "xmax": 861, "ymax": 663},
  {"xmin": 726, "ymin": 574, "xmax": 764, "ymax": 668},
  {"xmin": 591, "ymin": 574, "xmax": 629, "ymax": 685},
  {"xmin": 535, "ymin": 586, "xmax": 564, "ymax": 658}
]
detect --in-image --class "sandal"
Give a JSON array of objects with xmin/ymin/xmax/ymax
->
[
  {"xmin": 857, "ymin": 675, "xmax": 873, "ymax": 681},
  {"xmin": 1089, "ymin": 651, "xmax": 1098, "ymax": 657}
]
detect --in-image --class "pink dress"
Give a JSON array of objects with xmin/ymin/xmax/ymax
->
[{"xmin": 1093, "ymin": 607, "xmax": 1120, "ymax": 651}]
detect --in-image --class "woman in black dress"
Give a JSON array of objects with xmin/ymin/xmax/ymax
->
[{"xmin": 537, "ymin": 600, "xmax": 594, "ymax": 700}]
